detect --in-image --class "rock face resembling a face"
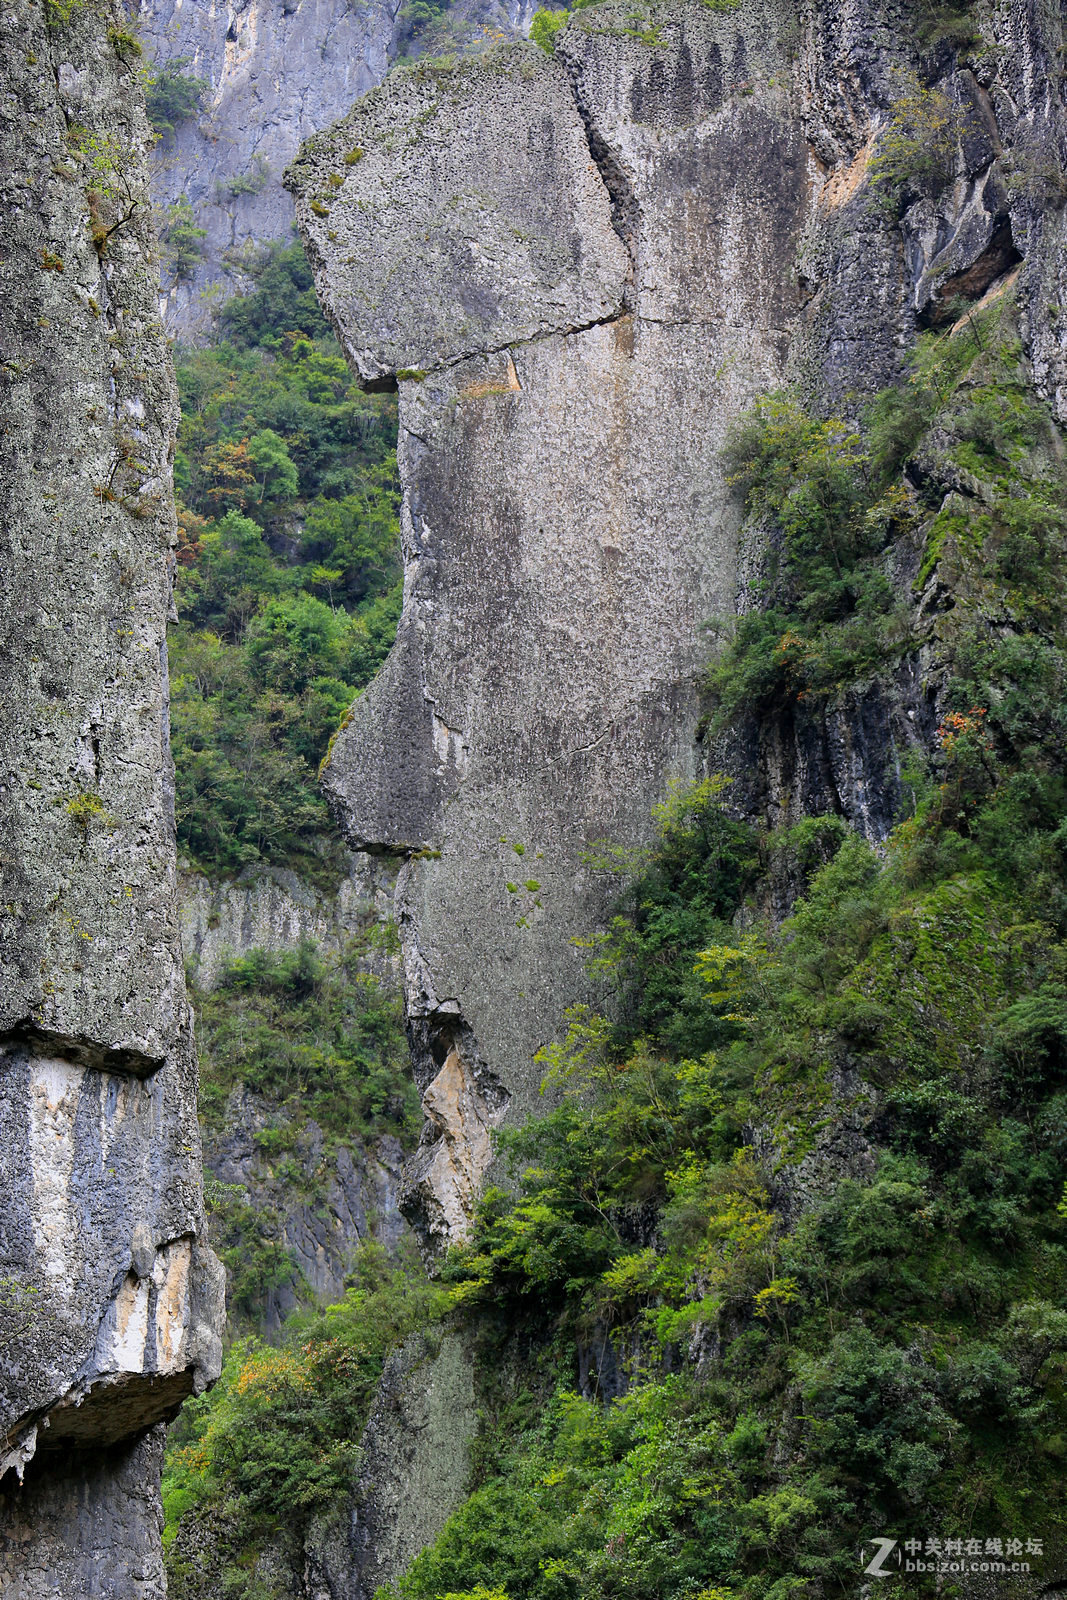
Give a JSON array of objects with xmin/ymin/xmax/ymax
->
[
  {"xmin": 287, "ymin": 17, "xmax": 810, "ymax": 1245},
  {"xmin": 288, "ymin": 0, "xmax": 1067, "ymax": 1252}
]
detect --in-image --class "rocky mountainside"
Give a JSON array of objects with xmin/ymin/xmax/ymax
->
[
  {"xmin": 6, "ymin": 0, "xmax": 1067, "ymax": 1592},
  {"xmin": 0, "ymin": 0, "xmax": 222, "ymax": 1591},
  {"xmin": 282, "ymin": 0, "xmax": 1067, "ymax": 1592},
  {"xmin": 288, "ymin": 0, "xmax": 1067, "ymax": 1250},
  {"xmin": 138, "ymin": 0, "xmax": 536, "ymax": 336},
  {"xmin": 178, "ymin": 856, "xmax": 413, "ymax": 1335}
]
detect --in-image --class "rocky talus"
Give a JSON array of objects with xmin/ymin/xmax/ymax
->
[{"xmin": 0, "ymin": 3, "xmax": 222, "ymax": 1591}]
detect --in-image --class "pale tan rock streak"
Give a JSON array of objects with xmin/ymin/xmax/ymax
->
[{"xmin": 419, "ymin": 1048, "xmax": 501, "ymax": 1242}]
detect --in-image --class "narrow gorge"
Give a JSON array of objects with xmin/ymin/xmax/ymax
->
[{"xmin": 4, "ymin": 0, "xmax": 1067, "ymax": 1595}]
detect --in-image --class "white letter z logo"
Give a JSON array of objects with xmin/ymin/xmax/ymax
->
[{"xmin": 864, "ymin": 1537, "xmax": 900, "ymax": 1576}]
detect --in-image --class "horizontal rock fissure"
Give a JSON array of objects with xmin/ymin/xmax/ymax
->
[
  {"xmin": 0, "ymin": 1022, "xmax": 164, "ymax": 1079},
  {"xmin": 390, "ymin": 309, "xmax": 631, "ymax": 390}
]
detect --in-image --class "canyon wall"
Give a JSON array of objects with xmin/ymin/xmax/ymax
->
[
  {"xmin": 137, "ymin": 0, "xmax": 535, "ymax": 336},
  {"xmin": 288, "ymin": 18, "xmax": 811, "ymax": 1246},
  {"xmin": 0, "ymin": 1, "xmax": 222, "ymax": 1590},
  {"xmin": 178, "ymin": 856, "xmax": 410, "ymax": 1332},
  {"xmin": 287, "ymin": 0, "xmax": 1067, "ymax": 1252},
  {"xmin": 281, "ymin": 6, "xmax": 1067, "ymax": 1579}
]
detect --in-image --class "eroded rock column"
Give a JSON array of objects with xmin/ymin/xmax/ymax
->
[
  {"xmin": 287, "ymin": 15, "xmax": 809, "ymax": 1245},
  {"xmin": 0, "ymin": 2, "xmax": 222, "ymax": 1589}
]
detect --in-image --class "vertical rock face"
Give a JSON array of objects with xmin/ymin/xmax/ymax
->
[
  {"xmin": 288, "ymin": 19, "xmax": 811, "ymax": 1245},
  {"xmin": 138, "ymin": 0, "xmax": 535, "ymax": 337},
  {"xmin": 178, "ymin": 852, "xmax": 399, "ymax": 990},
  {"xmin": 306, "ymin": 1328, "xmax": 478, "ymax": 1599},
  {"xmin": 139, "ymin": 0, "xmax": 398, "ymax": 334},
  {"xmin": 289, "ymin": 0, "xmax": 1067, "ymax": 1252},
  {"xmin": 0, "ymin": 0, "xmax": 222, "ymax": 1588}
]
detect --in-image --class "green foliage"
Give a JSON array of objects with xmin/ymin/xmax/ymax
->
[
  {"xmin": 169, "ymin": 241, "xmax": 402, "ymax": 879},
  {"xmin": 164, "ymin": 1245, "xmax": 449, "ymax": 1595},
  {"xmin": 530, "ymin": 7, "xmax": 567, "ymax": 51},
  {"xmin": 579, "ymin": 775, "xmax": 759, "ymax": 1057},
  {"xmin": 707, "ymin": 395, "xmax": 915, "ymax": 723},
  {"xmin": 203, "ymin": 1178, "xmax": 303, "ymax": 1321},
  {"xmin": 709, "ymin": 302, "xmax": 1067, "ymax": 754},
  {"xmin": 194, "ymin": 938, "xmax": 418, "ymax": 1147},
  {"xmin": 868, "ymin": 71, "xmax": 960, "ymax": 210},
  {"xmin": 403, "ymin": 325, "xmax": 1067, "ymax": 1594},
  {"xmin": 145, "ymin": 59, "xmax": 206, "ymax": 141},
  {"xmin": 159, "ymin": 196, "xmax": 207, "ymax": 282},
  {"xmin": 424, "ymin": 794, "xmax": 1067, "ymax": 1593}
]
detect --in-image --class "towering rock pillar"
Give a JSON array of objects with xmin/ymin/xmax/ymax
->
[
  {"xmin": 287, "ymin": 15, "xmax": 810, "ymax": 1246},
  {"xmin": 288, "ymin": 0, "xmax": 1067, "ymax": 1252},
  {"xmin": 0, "ymin": 2, "xmax": 222, "ymax": 1590}
]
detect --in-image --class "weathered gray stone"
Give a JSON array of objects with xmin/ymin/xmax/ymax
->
[
  {"xmin": 303, "ymin": 1328, "xmax": 478, "ymax": 1600},
  {"xmin": 177, "ymin": 856, "xmax": 411, "ymax": 1330},
  {"xmin": 0, "ymin": 0, "xmax": 221, "ymax": 1581},
  {"xmin": 289, "ymin": 11, "xmax": 811, "ymax": 1245},
  {"xmin": 205, "ymin": 1085, "xmax": 408, "ymax": 1332},
  {"xmin": 179, "ymin": 851, "xmax": 399, "ymax": 989},
  {"xmin": 288, "ymin": 0, "xmax": 1066, "ymax": 1256},
  {"xmin": 0, "ymin": 1428, "xmax": 169, "ymax": 1600},
  {"xmin": 139, "ymin": 0, "xmax": 536, "ymax": 338},
  {"xmin": 289, "ymin": 47, "xmax": 631, "ymax": 382}
]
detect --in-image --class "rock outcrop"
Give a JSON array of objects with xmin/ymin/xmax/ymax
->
[
  {"xmin": 138, "ymin": 0, "xmax": 535, "ymax": 337},
  {"xmin": 176, "ymin": 857, "xmax": 410, "ymax": 1330},
  {"xmin": 206, "ymin": 1090, "xmax": 408, "ymax": 1330},
  {"xmin": 287, "ymin": 0, "xmax": 1067, "ymax": 1253},
  {"xmin": 179, "ymin": 851, "xmax": 398, "ymax": 989},
  {"xmin": 0, "ymin": 1, "xmax": 221, "ymax": 1589},
  {"xmin": 304, "ymin": 1328, "xmax": 478, "ymax": 1599}
]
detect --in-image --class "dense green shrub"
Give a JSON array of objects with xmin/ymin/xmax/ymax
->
[
  {"xmin": 194, "ymin": 937, "xmax": 417, "ymax": 1145},
  {"xmin": 146, "ymin": 59, "xmax": 206, "ymax": 141},
  {"xmin": 169, "ymin": 242, "xmax": 402, "ymax": 879},
  {"xmin": 159, "ymin": 196, "xmax": 207, "ymax": 281},
  {"xmin": 164, "ymin": 1245, "xmax": 448, "ymax": 1596}
]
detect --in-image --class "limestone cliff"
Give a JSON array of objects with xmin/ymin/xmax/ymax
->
[
  {"xmin": 287, "ymin": 0, "xmax": 1067, "ymax": 1256},
  {"xmin": 178, "ymin": 856, "xmax": 412, "ymax": 1332},
  {"xmin": 179, "ymin": 852, "xmax": 397, "ymax": 991},
  {"xmin": 0, "ymin": 1, "xmax": 222, "ymax": 1590},
  {"xmin": 138, "ymin": 0, "xmax": 535, "ymax": 336}
]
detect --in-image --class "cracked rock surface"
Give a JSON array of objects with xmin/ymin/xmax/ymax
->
[
  {"xmin": 0, "ymin": 1, "xmax": 222, "ymax": 1589},
  {"xmin": 139, "ymin": 0, "xmax": 537, "ymax": 337},
  {"xmin": 288, "ymin": 13, "xmax": 809, "ymax": 1247},
  {"xmin": 288, "ymin": 0, "xmax": 1067, "ymax": 1256}
]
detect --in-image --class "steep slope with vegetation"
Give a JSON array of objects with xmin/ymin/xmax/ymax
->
[
  {"xmin": 158, "ymin": 0, "xmax": 1067, "ymax": 1594},
  {"xmin": 169, "ymin": 242, "xmax": 402, "ymax": 884},
  {"xmin": 162, "ymin": 292, "xmax": 1067, "ymax": 1597},
  {"xmin": 162, "ymin": 249, "xmax": 418, "ymax": 1348},
  {"xmin": 390, "ymin": 299, "xmax": 1067, "ymax": 1600}
]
